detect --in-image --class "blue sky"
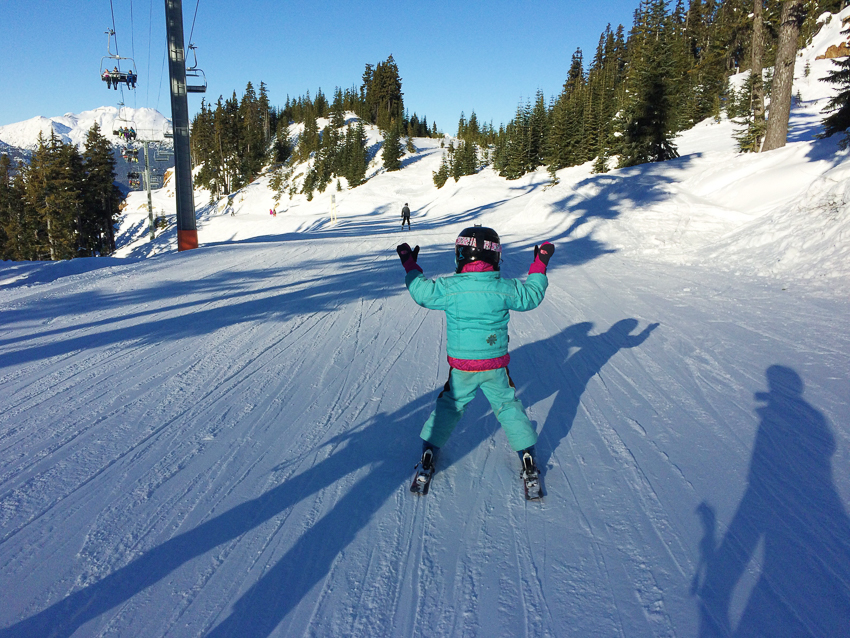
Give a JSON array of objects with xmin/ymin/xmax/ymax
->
[{"xmin": 0, "ymin": 1, "xmax": 640, "ymax": 135}]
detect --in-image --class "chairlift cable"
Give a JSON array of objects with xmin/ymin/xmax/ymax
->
[
  {"xmin": 130, "ymin": 0, "xmax": 136, "ymax": 65},
  {"xmin": 146, "ymin": 0, "xmax": 153, "ymax": 107},
  {"xmin": 155, "ymin": 45, "xmax": 167, "ymax": 114},
  {"xmin": 186, "ymin": 0, "xmax": 201, "ymax": 57},
  {"xmin": 108, "ymin": 0, "xmax": 121, "ymax": 70},
  {"xmin": 130, "ymin": 0, "xmax": 137, "ymax": 109}
]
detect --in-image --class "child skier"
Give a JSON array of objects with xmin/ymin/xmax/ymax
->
[{"xmin": 396, "ymin": 226, "xmax": 554, "ymax": 498}]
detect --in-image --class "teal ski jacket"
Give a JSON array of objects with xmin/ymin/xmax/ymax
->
[{"xmin": 405, "ymin": 270, "xmax": 548, "ymax": 360}]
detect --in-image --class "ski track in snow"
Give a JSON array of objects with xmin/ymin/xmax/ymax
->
[
  {"xmin": 1, "ymin": 218, "xmax": 848, "ymax": 637},
  {"xmin": 3, "ymin": 16, "xmax": 850, "ymax": 635}
]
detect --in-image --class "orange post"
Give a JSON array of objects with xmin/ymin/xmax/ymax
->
[{"xmin": 178, "ymin": 229, "xmax": 198, "ymax": 251}]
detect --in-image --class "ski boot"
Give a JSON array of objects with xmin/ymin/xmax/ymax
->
[
  {"xmin": 411, "ymin": 444, "xmax": 438, "ymax": 495},
  {"xmin": 519, "ymin": 447, "xmax": 543, "ymax": 500}
]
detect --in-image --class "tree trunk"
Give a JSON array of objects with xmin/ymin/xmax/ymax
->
[
  {"xmin": 46, "ymin": 214, "xmax": 56, "ymax": 261},
  {"xmin": 762, "ymin": 0, "xmax": 806, "ymax": 152},
  {"xmin": 751, "ymin": 0, "xmax": 766, "ymax": 149}
]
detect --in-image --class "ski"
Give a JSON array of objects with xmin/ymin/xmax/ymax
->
[
  {"xmin": 410, "ymin": 448, "xmax": 436, "ymax": 495},
  {"xmin": 520, "ymin": 451, "xmax": 543, "ymax": 500}
]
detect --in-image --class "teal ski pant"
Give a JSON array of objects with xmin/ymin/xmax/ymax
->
[{"xmin": 420, "ymin": 367, "xmax": 538, "ymax": 452}]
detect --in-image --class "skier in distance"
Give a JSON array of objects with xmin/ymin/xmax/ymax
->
[
  {"xmin": 401, "ymin": 203, "xmax": 411, "ymax": 230},
  {"xmin": 397, "ymin": 226, "xmax": 554, "ymax": 498}
]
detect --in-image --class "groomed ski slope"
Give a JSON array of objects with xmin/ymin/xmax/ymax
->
[{"xmin": 2, "ymin": 13, "xmax": 850, "ymax": 638}]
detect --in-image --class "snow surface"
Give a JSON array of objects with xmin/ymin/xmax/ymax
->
[{"xmin": 1, "ymin": 11, "xmax": 849, "ymax": 638}]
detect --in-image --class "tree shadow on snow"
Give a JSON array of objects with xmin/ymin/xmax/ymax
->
[
  {"xmin": 692, "ymin": 365, "xmax": 850, "ymax": 638},
  {"xmin": 0, "ymin": 248, "xmax": 404, "ymax": 367},
  {"xmin": 0, "ymin": 391, "xmax": 434, "ymax": 638},
  {"xmin": 552, "ymin": 156, "xmax": 696, "ymax": 235},
  {"xmin": 0, "ymin": 318, "xmax": 659, "ymax": 637},
  {"xmin": 201, "ymin": 196, "xmax": 531, "ymax": 245}
]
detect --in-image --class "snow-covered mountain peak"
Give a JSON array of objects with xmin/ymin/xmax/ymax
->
[{"xmin": 0, "ymin": 106, "xmax": 172, "ymax": 151}]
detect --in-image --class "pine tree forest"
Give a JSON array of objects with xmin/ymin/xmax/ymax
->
[
  {"xmin": 191, "ymin": 56, "xmax": 438, "ymax": 203},
  {"xmin": 0, "ymin": 125, "xmax": 122, "ymax": 261},
  {"xmin": 440, "ymin": 0, "xmax": 846, "ymax": 187}
]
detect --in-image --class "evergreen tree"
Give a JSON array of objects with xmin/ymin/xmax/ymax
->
[
  {"xmin": 0, "ymin": 154, "xmax": 24, "ymax": 260},
  {"xmin": 452, "ymin": 140, "xmax": 478, "ymax": 180},
  {"xmin": 499, "ymin": 102, "xmax": 533, "ymax": 179},
  {"xmin": 547, "ymin": 48, "xmax": 587, "ymax": 171},
  {"xmin": 330, "ymin": 87, "xmax": 346, "ymax": 128},
  {"xmin": 82, "ymin": 123, "xmax": 121, "ymax": 255},
  {"xmin": 344, "ymin": 121, "xmax": 369, "ymax": 186},
  {"xmin": 619, "ymin": 0, "xmax": 680, "ymax": 166},
  {"xmin": 272, "ymin": 119, "xmax": 293, "ymax": 165},
  {"xmin": 467, "ymin": 111, "xmax": 480, "ymax": 141},
  {"xmin": 23, "ymin": 133, "xmax": 83, "ymax": 260},
  {"xmin": 432, "ymin": 154, "xmax": 450, "ymax": 188},
  {"xmin": 238, "ymin": 81, "xmax": 265, "ymax": 179},
  {"xmin": 382, "ymin": 121, "xmax": 403, "ymax": 171},
  {"xmin": 748, "ymin": 0, "xmax": 768, "ymax": 151},
  {"xmin": 258, "ymin": 81, "xmax": 273, "ymax": 144},
  {"xmin": 528, "ymin": 90, "xmax": 550, "ymax": 168},
  {"xmin": 0, "ymin": 155, "xmax": 35, "ymax": 260},
  {"xmin": 820, "ymin": 25, "xmax": 850, "ymax": 141},
  {"xmin": 298, "ymin": 110, "xmax": 320, "ymax": 161},
  {"xmin": 360, "ymin": 56, "xmax": 404, "ymax": 130}
]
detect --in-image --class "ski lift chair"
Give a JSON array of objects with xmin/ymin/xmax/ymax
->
[
  {"xmin": 185, "ymin": 44, "xmax": 207, "ymax": 94},
  {"xmin": 112, "ymin": 103, "xmax": 136, "ymax": 139},
  {"xmin": 100, "ymin": 29, "xmax": 138, "ymax": 90}
]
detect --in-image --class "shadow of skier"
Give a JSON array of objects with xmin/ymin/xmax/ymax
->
[
  {"xmin": 0, "ymin": 393, "xmax": 435, "ymax": 638},
  {"xmin": 0, "ymin": 320, "xmax": 658, "ymax": 638},
  {"xmin": 510, "ymin": 318, "xmax": 659, "ymax": 471},
  {"xmin": 692, "ymin": 365, "xmax": 850, "ymax": 637}
]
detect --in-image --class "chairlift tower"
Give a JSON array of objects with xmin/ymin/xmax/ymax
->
[
  {"xmin": 142, "ymin": 141, "xmax": 155, "ymax": 240},
  {"xmin": 164, "ymin": 0, "xmax": 197, "ymax": 251},
  {"xmin": 130, "ymin": 129, "xmax": 173, "ymax": 241}
]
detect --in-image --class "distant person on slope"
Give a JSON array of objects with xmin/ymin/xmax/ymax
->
[
  {"xmin": 401, "ymin": 203, "xmax": 411, "ymax": 230},
  {"xmin": 397, "ymin": 226, "xmax": 554, "ymax": 499}
]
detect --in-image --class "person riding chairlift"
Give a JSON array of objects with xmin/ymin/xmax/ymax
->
[{"xmin": 102, "ymin": 69, "xmax": 112, "ymax": 89}]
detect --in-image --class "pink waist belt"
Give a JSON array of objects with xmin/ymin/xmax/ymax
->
[{"xmin": 447, "ymin": 354, "xmax": 511, "ymax": 372}]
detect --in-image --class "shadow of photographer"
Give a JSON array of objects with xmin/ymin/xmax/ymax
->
[{"xmin": 693, "ymin": 365, "xmax": 850, "ymax": 637}]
